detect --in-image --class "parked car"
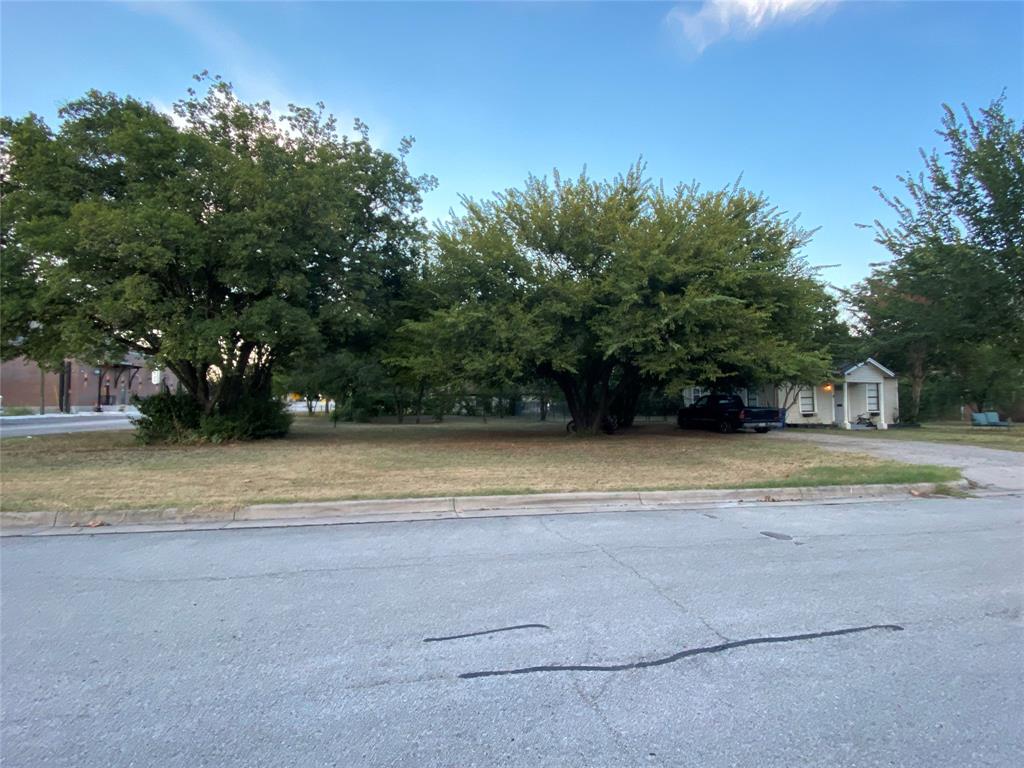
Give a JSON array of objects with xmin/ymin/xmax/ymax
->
[{"xmin": 677, "ymin": 394, "xmax": 782, "ymax": 434}]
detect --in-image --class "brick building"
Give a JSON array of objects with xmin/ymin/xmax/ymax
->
[{"xmin": 0, "ymin": 354, "xmax": 177, "ymax": 412}]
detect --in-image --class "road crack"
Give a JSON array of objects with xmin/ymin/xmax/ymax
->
[
  {"xmin": 539, "ymin": 517, "xmax": 734, "ymax": 641},
  {"xmin": 459, "ymin": 623, "xmax": 904, "ymax": 679},
  {"xmin": 423, "ymin": 624, "xmax": 549, "ymax": 642}
]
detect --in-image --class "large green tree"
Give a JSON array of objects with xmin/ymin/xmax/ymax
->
[
  {"xmin": 853, "ymin": 97, "xmax": 1024, "ymax": 414},
  {"xmin": 874, "ymin": 96, "xmax": 1022, "ymax": 330},
  {"xmin": 848, "ymin": 249, "xmax": 957, "ymax": 421},
  {"xmin": 393, "ymin": 167, "xmax": 835, "ymax": 433},
  {"xmin": 1, "ymin": 76, "xmax": 432, "ymax": 426}
]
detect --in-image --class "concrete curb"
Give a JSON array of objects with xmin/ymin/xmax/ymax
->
[{"xmin": 0, "ymin": 480, "xmax": 971, "ymax": 536}]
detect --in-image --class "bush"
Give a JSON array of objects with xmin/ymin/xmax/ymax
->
[
  {"xmin": 198, "ymin": 395, "xmax": 293, "ymax": 442},
  {"xmin": 132, "ymin": 392, "xmax": 202, "ymax": 443},
  {"xmin": 133, "ymin": 392, "xmax": 292, "ymax": 444},
  {"xmin": 1, "ymin": 406, "xmax": 36, "ymax": 416}
]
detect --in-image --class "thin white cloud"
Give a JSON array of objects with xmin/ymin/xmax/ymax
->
[
  {"xmin": 129, "ymin": 1, "xmax": 291, "ymax": 108},
  {"xmin": 666, "ymin": 0, "xmax": 836, "ymax": 55},
  {"xmin": 127, "ymin": 2, "xmax": 386, "ymax": 145}
]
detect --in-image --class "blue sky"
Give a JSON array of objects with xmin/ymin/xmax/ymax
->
[{"xmin": 2, "ymin": 1, "xmax": 1021, "ymax": 289}]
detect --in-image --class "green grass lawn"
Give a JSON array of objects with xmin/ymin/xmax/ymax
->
[
  {"xmin": 829, "ymin": 421, "xmax": 1024, "ymax": 452},
  {"xmin": 0, "ymin": 417, "xmax": 959, "ymax": 515}
]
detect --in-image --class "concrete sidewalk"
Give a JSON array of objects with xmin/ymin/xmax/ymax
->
[{"xmin": 1, "ymin": 480, "xmax": 972, "ymax": 536}]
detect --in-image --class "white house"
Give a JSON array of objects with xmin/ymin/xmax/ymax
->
[
  {"xmin": 780, "ymin": 359, "xmax": 899, "ymax": 429},
  {"xmin": 681, "ymin": 358, "xmax": 900, "ymax": 429}
]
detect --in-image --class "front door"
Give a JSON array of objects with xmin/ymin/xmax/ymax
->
[{"xmin": 834, "ymin": 385, "xmax": 844, "ymax": 425}]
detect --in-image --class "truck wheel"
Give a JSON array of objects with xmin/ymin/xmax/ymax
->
[
  {"xmin": 566, "ymin": 420, "xmax": 577, "ymax": 434},
  {"xmin": 717, "ymin": 420, "xmax": 734, "ymax": 434},
  {"xmin": 755, "ymin": 427, "xmax": 769, "ymax": 434}
]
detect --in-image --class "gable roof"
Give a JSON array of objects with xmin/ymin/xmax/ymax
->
[{"xmin": 839, "ymin": 358, "xmax": 896, "ymax": 378}]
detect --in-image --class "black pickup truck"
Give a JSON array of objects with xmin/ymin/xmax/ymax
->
[{"xmin": 677, "ymin": 394, "xmax": 783, "ymax": 434}]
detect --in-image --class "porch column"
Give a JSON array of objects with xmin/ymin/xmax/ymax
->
[
  {"xmin": 878, "ymin": 381, "xmax": 888, "ymax": 429},
  {"xmin": 841, "ymin": 380, "xmax": 850, "ymax": 429},
  {"xmin": 830, "ymin": 386, "xmax": 836, "ymax": 426}
]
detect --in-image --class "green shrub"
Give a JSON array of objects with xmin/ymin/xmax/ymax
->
[
  {"xmin": 132, "ymin": 392, "xmax": 292, "ymax": 444},
  {"xmin": 198, "ymin": 395, "xmax": 293, "ymax": 442},
  {"xmin": 1, "ymin": 406, "xmax": 36, "ymax": 416},
  {"xmin": 132, "ymin": 392, "xmax": 202, "ymax": 443}
]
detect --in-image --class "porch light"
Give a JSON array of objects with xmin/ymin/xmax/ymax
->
[{"xmin": 823, "ymin": 382, "xmax": 834, "ymax": 393}]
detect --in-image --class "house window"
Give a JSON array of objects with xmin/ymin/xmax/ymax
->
[
  {"xmin": 746, "ymin": 389, "xmax": 759, "ymax": 407},
  {"xmin": 690, "ymin": 386, "xmax": 705, "ymax": 405},
  {"xmin": 866, "ymin": 383, "xmax": 880, "ymax": 413},
  {"xmin": 799, "ymin": 387, "xmax": 816, "ymax": 414}
]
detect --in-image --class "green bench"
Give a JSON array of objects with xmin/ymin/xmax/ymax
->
[{"xmin": 971, "ymin": 411, "xmax": 1012, "ymax": 427}]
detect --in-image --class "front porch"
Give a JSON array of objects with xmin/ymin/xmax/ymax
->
[{"xmin": 835, "ymin": 379, "xmax": 890, "ymax": 429}]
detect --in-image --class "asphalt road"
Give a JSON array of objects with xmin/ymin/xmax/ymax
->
[
  {"xmin": 0, "ymin": 413, "xmax": 135, "ymax": 438},
  {"xmin": 2, "ymin": 496, "xmax": 1022, "ymax": 767}
]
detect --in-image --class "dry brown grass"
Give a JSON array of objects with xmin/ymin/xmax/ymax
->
[{"xmin": 0, "ymin": 416, "xmax": 957, "ymax": 514}]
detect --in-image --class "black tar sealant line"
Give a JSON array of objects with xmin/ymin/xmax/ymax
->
[
  {"xmin": 459, "ymin": 623, "xmax": 904, "ymax": 679},
  {"xmin": 423, "ymin": 624, "xmax": 551, "ymax": 643}
]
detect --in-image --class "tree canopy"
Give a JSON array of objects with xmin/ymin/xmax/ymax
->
[
  {"xmin": 1, "ymin": 75, "xmax": 433, "ymax": 430},
  {"xmin": 390, "ymin": 167, "xmax": 838, "ymax": 432},
  {"xmin": 851, "ymin": 97, "xmax": 1024, "ymax": 417}
]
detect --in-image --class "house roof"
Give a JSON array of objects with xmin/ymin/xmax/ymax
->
[{"xmin": 838, "ymin": 358, "xmax": 896, "ymax": 378}]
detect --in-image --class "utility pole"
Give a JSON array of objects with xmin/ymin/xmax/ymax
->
[{"xmin": 39, "ymin": 369, "xmax": 45, "ymax": 415}]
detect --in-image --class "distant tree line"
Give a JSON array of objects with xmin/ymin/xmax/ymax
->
[
  {"xmin": 849, "ymin": 95, "xmax": 1023, "ymax": 421},
  {"xmin": 2, "ymin": 77, "xmax": 1019, "ymax": 439}
]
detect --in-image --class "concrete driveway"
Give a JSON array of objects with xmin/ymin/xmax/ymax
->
[
  {"xmin": 2, "ymin": 495, "xmax": 1021, "ymax": 767},
  {"xmin": 772, "ymin": 430, "xmax": 1024, "ymax": 491}
]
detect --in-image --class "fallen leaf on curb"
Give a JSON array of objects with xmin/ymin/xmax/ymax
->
[
  {"xmin": 909, "ymin": 490, "xmax": 923, "ymax": 497},
  {"xmin": 85, "ymin": 519, "xmax": 108, "ymax": 528}
]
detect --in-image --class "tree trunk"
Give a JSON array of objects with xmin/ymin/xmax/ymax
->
[
  {"xmin": 394, "ymin": 387, "xmax": 405, "ymax": 424},
  {"xmin": 779, "ymin": 384, "xmax": 801, "ymax": 416},
  {"xmin": 907, "ymin": 348, "xmax": 927, "ymax": 423},
  {"xmin": 909, "ymin": 375, "xmax": 924, "ymax": 422},
  {"xmin": 609, "ymin": 364, "xmax": 644, "ymax": 428},
  {"xmin": 167, "ymin": 357, "xmax": 277, "ymax": 419},
  {"xmin": 549, "ymin": 362, "xmax": 615, "ymax": 434}
]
